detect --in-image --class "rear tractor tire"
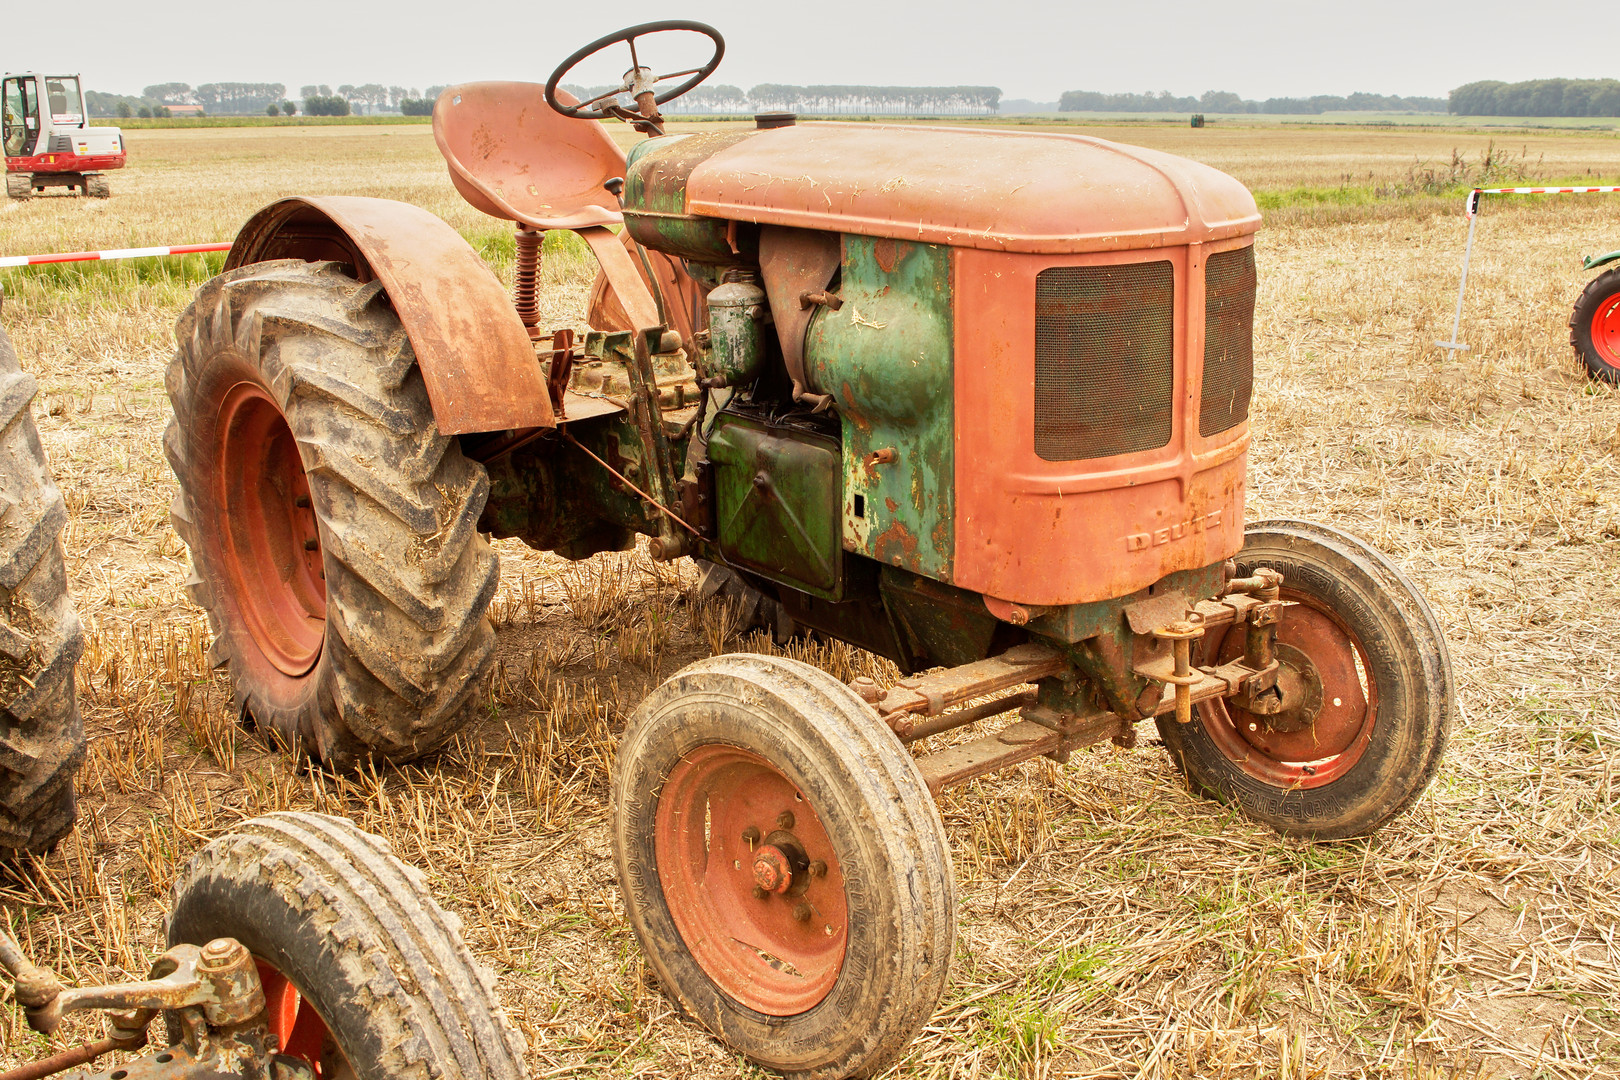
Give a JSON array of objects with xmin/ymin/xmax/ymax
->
[
  {"xmin": 165, "ymin": 260, "xmax": 499, "ymax": 768},
  {"xmin": 1569, "ymin": 267, "xmax": 1620, "ymax": 385},
  {"xmin": 613, "ymin": 653, "xmax": 954, "ymax": 1079},
  {"xmin": 0, "ymin": 325, "xmax": 84, "ymax": 854},
  {"xmin": 168, "ymin": 812, "xmax": 529, "ymax": 1080},
  {"xmin": 1157, "ymin": 519, "xmax": 1453, "ymax": 840}
]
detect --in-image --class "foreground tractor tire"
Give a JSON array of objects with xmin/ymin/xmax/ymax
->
[
  {"xmin": 1569, "ymin": 267, "xmax": 1620, "ymax": 385},
  {"xmin": 613, "ymin": 654, "xmax": 954, "ymax": 1079},
  {"xmin": 165, "ymin": 261, "xmax": 498, "ymax": 767},
  {"xmin": 0, "ymin": 325, "xmax": 85, "ymax": 855},
  {"xmin": 168, "ymin": 812, "xmax": 528, "ymax": 1080},
  {"xmin": 1158, "ymin": 519, "xmax": 1453, "ymax": 840}
]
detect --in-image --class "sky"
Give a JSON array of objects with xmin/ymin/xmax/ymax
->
[{"xmin": 8, "ymin": 1, "xmax": 1618, "ymax": 104}]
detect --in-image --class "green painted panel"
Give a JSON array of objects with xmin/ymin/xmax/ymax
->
[
  {"xmin": 707, "ymin": 414, "xmax": 844, "ymax": 599},
  {"xmin": 804, "ymin": 237, "xmax": 954, "ymax": 582}
]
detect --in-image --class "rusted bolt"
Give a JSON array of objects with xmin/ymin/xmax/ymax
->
[
  {"xmin": 752, "ymin": 885, "xmax": 768, "ymax": 900},
  {"xmin": 864, "ymin": 447, "xmax": 898, "ymax": 467},
  {"xmin": 742, "ymin": 826, "xmax": 760, "ymax": 846},
  {"xmin": 776, "ymin": 811, "xmax": 795, "ymax": 830},
  {"xmin": 809, "ymin": 860, "xmax": 827, "ymax": 879},
  {"xmin": 792, "ymin": 903, "xmax": 812, "ymax": 922},
  {"xmin": 849, "ymin": 676, "xmax": 883, "ymax": 704},
  {"xmin": 752, "ymin": 846, "xmax": 793, "ymax": 894},
  {"xmin": 200, "ymin": 938, "xmax": 240, "ymax": 968}
]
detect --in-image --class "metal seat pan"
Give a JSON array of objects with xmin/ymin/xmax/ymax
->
[{"xmin": 432, "ymin": 81, "xmax": 625, "ymax": 230}]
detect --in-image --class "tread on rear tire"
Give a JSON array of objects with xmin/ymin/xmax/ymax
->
[
  {"xmin": 165, "ymin": 260, "xmax": 498, "ymax": 767},
  {"xmin": 0, "ymin": 323, "xmax": 84, "ymax": 855},
  {"xmin": 168, "ymin": 811, "xmax": 528, "ymax": 1080}
]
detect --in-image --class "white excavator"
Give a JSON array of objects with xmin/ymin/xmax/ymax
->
[{"xmin": 4, "ymin": 71, "xmax": 125, "ymax": 198}]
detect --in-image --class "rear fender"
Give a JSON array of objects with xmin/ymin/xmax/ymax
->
[
  {"xmin": 226, "ymin": 195, "xmax": 554, "ymax": 435},
  {"xmin": 1582, "ymin": 249, "xmax": 1620, "ymax": 272}
]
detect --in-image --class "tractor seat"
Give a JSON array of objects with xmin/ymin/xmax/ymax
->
[{"xmin": 432, "ymin": 81, "xmax": 626, "ymax": 231}]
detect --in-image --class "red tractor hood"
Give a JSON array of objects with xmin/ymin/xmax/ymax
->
[{"xmin": 661, "ymin": 122, "xmax": 1259, "ymax": 253}]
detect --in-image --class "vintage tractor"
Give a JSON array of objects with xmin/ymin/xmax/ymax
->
[
  {"xmin": 3, "ymin": 72, "xmax": 125, "ymax": 199},
  {"xmin": 0, "ymin": 812, "xmax": 527, "ymax": 1080},
  {"xmin": 1570, "ymin": 250, "xmax": 1620, "ymax": 384},
  {"xmin": 161, "ymin": 21, "xmax": 1454, "ymax": 1078}
]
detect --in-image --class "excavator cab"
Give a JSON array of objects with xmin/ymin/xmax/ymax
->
[{"xmin": 2, "ymin": 75, "xmax": 40, "ymax": 157}]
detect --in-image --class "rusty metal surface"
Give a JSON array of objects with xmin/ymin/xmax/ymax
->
[
  {"xmin": 872, "ymin": 644, "xmax": 1067, "ymax": 737},
  {"xmin": 227, "ymin": 196, "xmax": 554, "ymax": 436},
  {"xmin": 914, "ymin": 711, "xmax": 1124, "ymax": 794},
  {"xmin": 0, "ymin": 1037, "xmax": 143, "ymax": 1080},
  {"xmin": 952, "ymin": 243, "xmax": 1252, "ymax": 607},
  {"xmin": 432, "ymin": 82, "xmax": 624, "ymax": 231},
  {"xmin": 681, "ymin": 123, "xmax": 1260, "ymax": 255},
  {"xmin": 758, "ymin": 227, "xmax": 840, "ymax": 406},
  {"xmin": 580, "ymin": 226, "xmax": 661, "ymax": 330},
  {"xmin": 900, "ymin": 689, "xmax": 1035, "ymax": 744}
]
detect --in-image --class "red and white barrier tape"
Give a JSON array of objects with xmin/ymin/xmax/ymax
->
[
  {"xmin": 1467, "ymin": 185, "xmax": 1620, "ymax": 216},
  {"xmin": 0, "ymin": 242, "xmax": 231, "ymax": 269},
  {"xmin": 1441, "ymin": 185, "xmax": 1620, "ymax": 350}
]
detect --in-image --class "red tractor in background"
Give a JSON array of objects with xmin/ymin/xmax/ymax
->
[
  {"xmin": 160, "ymin": 21, "xmax": 1454, "ymax": 1077},
  {"xmin": 4, "ymin": 72, "xmax": 125, "ymax": 198},
  {"xmin": 1571, "ymin": 249, "xmax": 1620, "ymax": 384}
]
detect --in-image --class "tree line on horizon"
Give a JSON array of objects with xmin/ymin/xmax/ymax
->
[
  {"xmin": 1058, "ymin": 89, "xmax": 1446, "ymax": 114},
  {"xmin": 565, "ymin": 83, "xmax": 1002, "ymax": 115},
  {"xmin": 1448, "ymin": 79, "xmax": 1620, "ymax": 117}
]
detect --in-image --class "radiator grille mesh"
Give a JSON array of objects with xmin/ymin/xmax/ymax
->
[
  {"xmin": 1034, "ymin": 262, "xmax": 1174, "ymax": 461},
  {"xmin": 1200, "ymin": 246, "xmax": 1256, "ymax": 438}
]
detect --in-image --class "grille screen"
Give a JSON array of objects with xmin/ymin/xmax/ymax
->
[
  {"xmin": 1034, "ymin": 262, "xmax": 1174, "ymax": 462},
  {"xmin": 1200, "ymin": 246, "xmax": 1256, "ymax": 438}
]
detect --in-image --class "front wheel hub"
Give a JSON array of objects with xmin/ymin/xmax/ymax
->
[{"xmin": 752, "ymin": 845, "xmax": 793, "ymax": 894}]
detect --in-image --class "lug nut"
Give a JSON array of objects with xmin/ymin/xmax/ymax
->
[
  {"xmin": 792, "ymin": 903, "xmax": 812, "ymax": 922},
  {"xmin": 809, "ymin": 860, "xmax": 827, "ymax": 879},
  {"xmin": 752, "ymin": 885, "xmax": 767, "ymax": 900},
  {"xmin": 742, "ymin": 826, "xmax": 760, "ymax": 846},
  {"xmin": 776, "ymin": 811, "xmax": 795, "ymax": 830}
]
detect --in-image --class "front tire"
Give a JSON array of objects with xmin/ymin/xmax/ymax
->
[
  {"xmin": 1157, "ymin": 519, "xmax": 1453, "ymax": 840},
  {"xmin": 0, "ymin": 325, "xmax": 84, "ymax": 854},
  {"xmin": 1569, "ymin": 267, "xmax": 1620, "ymax": 385},
  {"xmin": 165, "ymin": 260, "xmax": 498, "ymax": 767},
  {"xmin": 613, "ymin": 654, "xmax": 954, "ymax": 1079},
  {"xmin": 168, "ymin": 812, "xmax": 528, "ymax": 1080}
]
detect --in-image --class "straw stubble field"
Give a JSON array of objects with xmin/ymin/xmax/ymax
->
[{"xmin": 0, "ymin": 120, "xmax": 1616, "ymax": 1079}]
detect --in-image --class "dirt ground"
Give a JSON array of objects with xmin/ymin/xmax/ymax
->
[{"xmin": 0, "ymin": 120, "xmax": 1616, "ymax": 1079}]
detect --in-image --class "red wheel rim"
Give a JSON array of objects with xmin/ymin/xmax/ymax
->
[
  {"xmin": 1196, "ymin": 590, "xmax": 1376, "ymax": 788},
  {"xmin": 255, "ymin": 960, "xmax": 342, "ymax": 1076},
  {"xmin": 215, "ymin": 383, "xmax": 325, "ymax": 677},
  {"xmin": 654, "ymin": 745, "xmax": 848, "ymax": 1016},
  {"xmin": 1590, "ymin": 290, "xmax": 1620, "ymax": 369}
]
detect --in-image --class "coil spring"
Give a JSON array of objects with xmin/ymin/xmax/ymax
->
[{"xmin": 513, "ymin": 228, "xmax": 541, "ymax": 328}]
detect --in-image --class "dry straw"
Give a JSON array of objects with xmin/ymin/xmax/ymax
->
[{"xmin": 0, "ymin": 120, "xmax": 1614, "ymax": 1078}]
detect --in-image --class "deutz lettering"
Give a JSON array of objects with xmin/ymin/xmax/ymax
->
[{"xmin": 1124, "ymin": 510, "xmax": 1222, "ymax": 552}]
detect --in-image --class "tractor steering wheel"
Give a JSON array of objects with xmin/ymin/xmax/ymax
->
[{"xmin": 545, "ymin": 20, "xmax": 724, "ymax": 121}]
